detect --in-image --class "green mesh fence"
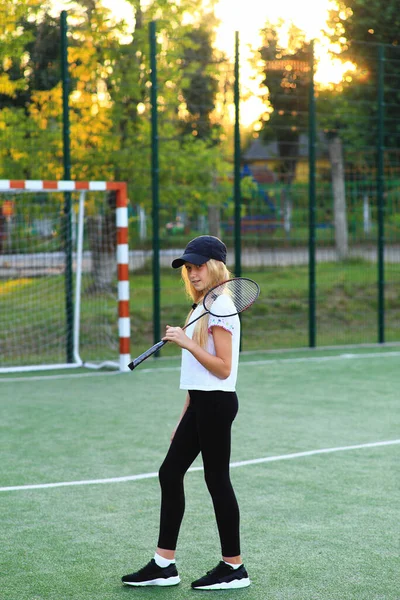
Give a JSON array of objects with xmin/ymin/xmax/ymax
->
[{"xmin": 1, "ymin": 3, "xmax": 400, "ymax": 366}]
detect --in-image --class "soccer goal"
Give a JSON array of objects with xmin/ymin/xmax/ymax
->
[{"xmin": 0, "ymin": 180, "xmax": 131, "ymax": 373}]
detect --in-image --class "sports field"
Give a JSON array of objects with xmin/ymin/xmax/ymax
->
[{"xmin": 1, "ymin": 348, "xmax": 399, "ymax": 600}]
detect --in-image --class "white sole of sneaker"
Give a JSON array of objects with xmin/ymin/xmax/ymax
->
[
  {"xmin": 193, "ymin": 577, "xmax": 251, "ymax": 590},
  {"xmin": 123, "ymin": 576, "xmax": 181, "ymax": 586}
]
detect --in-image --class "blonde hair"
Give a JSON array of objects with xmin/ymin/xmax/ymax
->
[{"xmin": 181, "ymin": 259, "xmax": 232, "ymax": 349}]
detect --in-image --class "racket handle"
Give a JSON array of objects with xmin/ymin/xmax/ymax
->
[{"xmin": 128, "ymin": 340, "xmax": 167, "ymax": 370}]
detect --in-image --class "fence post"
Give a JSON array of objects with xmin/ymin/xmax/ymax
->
[
  {"xmin": 377, "ymin": 43, "xmax": 385, "ymax": 344},
  {"xmin": 149, "ymin": 21, "xmax": 161, "ymax": 352},
  {"xmin": 61, "ymin": 10, "xmax": 74, "ymax": 363},
  {"xmin": 234, "ymin": 31, "xmax": 241, "ymax": 277},
  {"xmin": 308, "ymin": 40, "xmax": 317, "ymax": 348}
]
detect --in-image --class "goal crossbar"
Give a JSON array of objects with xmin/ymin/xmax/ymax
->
[{"xmin": 0, "ymin": 180, "xmax": 123, "ymax": 193}]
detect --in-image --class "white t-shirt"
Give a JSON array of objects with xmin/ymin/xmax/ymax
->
[{"xmin": 180, "ymin": 294, "xmax": 240, "ymax": 392}]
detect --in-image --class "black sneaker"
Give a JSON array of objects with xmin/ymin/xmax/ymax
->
[
  {"xmin": 191, "ymin": 561, "xmax": 250, "ymax": 590},
  {"xmin": 122, "ymin": 558, "xmax": 180, "ymax": 587}
]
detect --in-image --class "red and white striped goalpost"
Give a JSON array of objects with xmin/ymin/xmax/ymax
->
[{"xmin": 0, "ymin": 180, "xmax": 131, "ymax": 372}]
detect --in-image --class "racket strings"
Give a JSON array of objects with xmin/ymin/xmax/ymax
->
[{"xmin": 203, "ymin": 278, "xmax": 259, "ymax": 315}]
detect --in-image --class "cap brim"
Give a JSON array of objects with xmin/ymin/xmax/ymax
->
[{"xmin": 171, "ymin": 253, "xmax": 210, "ymax": 269}]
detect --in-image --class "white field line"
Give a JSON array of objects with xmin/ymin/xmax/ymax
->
[
  {"xmin": 1, "ymin": 351, "xmax": 400, "ymax": 383},
  {"xmin": 1, "ymin": 439, "xmax": 399, "ymax": 493},
  {"xmin": 239, "ymin": 351, "xmax": 400, "ymax": 368}
]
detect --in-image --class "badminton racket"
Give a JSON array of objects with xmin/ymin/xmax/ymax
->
[{"xmin": 128, "ymin": 277, "xmax": 260, "ymax": 371}]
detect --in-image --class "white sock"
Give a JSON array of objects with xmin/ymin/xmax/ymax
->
[
  {"xmin": 154, "ymin": 552, "xmax": 175, "ymax": 568},
  {"xmin": 224, "ymin": 560, "xmax": 241, "ymax": 570}
]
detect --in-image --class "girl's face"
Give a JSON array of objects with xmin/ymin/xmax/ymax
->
[{"xmin": 185, "ymin": 262, "xmax": 210, "ymax": 293}]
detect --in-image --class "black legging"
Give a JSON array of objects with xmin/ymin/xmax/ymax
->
[{"xmin": 157, "ymin": 389, "xmax": 240, "ymax": 557}]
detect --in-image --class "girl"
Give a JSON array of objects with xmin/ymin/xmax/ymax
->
[{"xmin": 122, "ymin": 235, "xmax": 250, "ymax": 590}]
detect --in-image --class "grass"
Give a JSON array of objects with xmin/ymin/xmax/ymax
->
[
  {"xmin": 1, "ymin": 261, "xmax": 400, "ymax": 366},
  {"xmin": 1, "ymin": 349, "xmax": 400, "ymax": 599}
]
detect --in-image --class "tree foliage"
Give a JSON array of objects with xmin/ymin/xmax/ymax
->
[
  {"xmin": 327, "ymin": 0, "xmax": 400, "ymax": 152},
  {"xmin": 255, "ymin": 25, "xmax": 311, "ymax": 184},
  {"xmin": 0, "ymin": 0, "xmax": 43, "ymax": 105},
  {"xmin": 179, "ymin": 18, "xmax": 221, "ymax": 142}
]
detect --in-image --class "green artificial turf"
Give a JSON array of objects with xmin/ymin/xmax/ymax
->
[{"xmin": 1, "ymin": 350, "xmax": 399, "ymax": 599}]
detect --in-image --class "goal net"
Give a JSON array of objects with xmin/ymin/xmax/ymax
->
[{"xmin": 0, "ymin": 180, "xmax": 131, "ymax": 373}]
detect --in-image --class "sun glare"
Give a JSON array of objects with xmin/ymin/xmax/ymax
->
[{"xmin": 213, "ymin": 0, "xmax": 354, "ymax": 125}]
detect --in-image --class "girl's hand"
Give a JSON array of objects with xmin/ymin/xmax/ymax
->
[{"xmin": 163, "ymin": 326, "xmax": 192, "ymax": 349}]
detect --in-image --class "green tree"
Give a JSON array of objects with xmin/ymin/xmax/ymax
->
[
  {"xmin": 316, "ymin": 0, "xmax": 400, "ymax": 154},
  {"xmin": 334, "ymin": 0, "xmax": 400, "ymax": 45},
  {"xmin": 0, "ymin": 0, "xmax": 43, "ymax": 108},
  {"xmin": 179, "ymin": 20, "xmax": 221, "ymax": 142},
  {"xmin": 0, "ymin": 0, "xmax": 52, "ymax": 178},
  {"xmin": 255, "ymin": 24, "xmax": 311, "ymax": 185}
]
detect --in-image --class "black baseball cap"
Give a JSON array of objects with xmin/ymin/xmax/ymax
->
[{"xmin": 171, "ymin": 235, "xmax": 227, "ymax": 268}]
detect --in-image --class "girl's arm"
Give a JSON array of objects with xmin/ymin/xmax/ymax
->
[{"xmin": 163, "ymin": 325, "xmax": 232, "ymax": 379}]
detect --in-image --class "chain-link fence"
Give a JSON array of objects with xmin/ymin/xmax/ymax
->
[{"xmin": 312, "ymin": 41, "xmax": 400, "ymax": 347}]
